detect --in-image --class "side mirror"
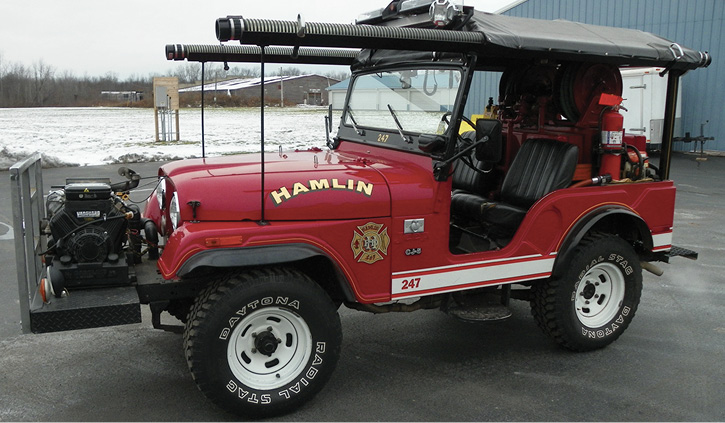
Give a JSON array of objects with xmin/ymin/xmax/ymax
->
[
  {"xmin": 327, "ymin": 104, "xmax": 333, "ymax": 132},
  {"xmin": 325, "ymin": 104, "xmax": 334, "ymax": 148},
  {"xmin": 475, "ymin": 118, "xmax": 502, "ymax": 163}
]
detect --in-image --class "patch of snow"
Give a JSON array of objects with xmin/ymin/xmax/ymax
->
[{"xmin": 0, "ymin": 107, "xmax": 330, "ymax": 169}]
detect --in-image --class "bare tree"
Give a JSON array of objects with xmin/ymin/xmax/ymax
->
[
  {"xmin": 323, "ymin": 70, "xmax": 350, "ymax": 82},
  {"xmin": 102, "ymin": 71, "xmax": 119, "ymax": 84},
  {"xmin": 0, "ymin": 53, "xmax": 156, "ymax": 107},
  {"xmin": 230, "ymin": 65, "xmax": 260, "ymax": 78},
  {"xmin": 180, "ymin": 62, "xmax": 201, "ymax": 84},
  {"xmin": 0, "ymin": 52, "xmax": 6, "ymax": 105},
  {"xmin": 278, "ymin": 66, "xmax": 302, "ymax": 76},
  {"xmin": 31, "ymin": 60, "xmax": 55, "ymax": 106}
]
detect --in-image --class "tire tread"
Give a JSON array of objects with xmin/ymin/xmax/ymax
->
[{"xmin": 530, "ymin": 233, "xmax": 642, "ymax": 351}]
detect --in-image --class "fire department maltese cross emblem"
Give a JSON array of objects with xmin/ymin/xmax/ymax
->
[{"xmin": 351, "ymin": 222, "xmax": 390, "ymax": 264}]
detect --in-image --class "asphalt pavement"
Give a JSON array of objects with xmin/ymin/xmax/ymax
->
[{"xmin": 0, "ymin": 154, "xmax": 723, "ymax": 421}]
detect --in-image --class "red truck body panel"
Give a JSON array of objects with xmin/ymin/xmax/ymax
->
[{"xmin": 150, "ymin": 141, "xmax": 675, "ymax": 304}]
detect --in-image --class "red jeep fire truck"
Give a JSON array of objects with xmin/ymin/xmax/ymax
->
[{"xmin": 10, "ymin": 0, "xmax": 710, "ymax": 417}]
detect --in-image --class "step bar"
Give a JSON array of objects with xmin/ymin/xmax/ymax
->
[{"xmin": 665, "ymin": 245, "xmax": 698, "ymax": 261}]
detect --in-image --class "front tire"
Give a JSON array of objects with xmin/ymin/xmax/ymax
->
[
  {"xmin": 184, "ymin": 268, "xmax": 342, "ymax": 417},
  {"xmin": 531, "ymin": 234, "xmax": 643, "ymax": 351}
]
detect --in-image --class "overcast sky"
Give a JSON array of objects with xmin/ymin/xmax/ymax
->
[{"xmin": 0, "ymin": 0, "xmax": 517, "ymax": 79}]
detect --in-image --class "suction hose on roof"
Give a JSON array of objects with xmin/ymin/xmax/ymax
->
[
  {"xmin": 215, "ymin": 16, "xmax": 485, "ymax": 52},
  {"xmin": 165, "ymin": 44, "xmax": 359, "ymax": 65}
]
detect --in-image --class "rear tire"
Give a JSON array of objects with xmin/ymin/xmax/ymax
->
[
  {"xmin": 531, "ymin": 234, "xmax": 642, "ymax": 351},
  {"xmin": 184, "ymin": 268, "xmax": 342, "ymax": 417}
]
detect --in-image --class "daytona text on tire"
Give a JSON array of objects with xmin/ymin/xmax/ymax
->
[
  {"xmin": 531, "ymin": 233, "xmax": 643, "ymax": 351},
  {"xmin": 183, "ymin": 268, "xmax": 342, "ymax": 417}
]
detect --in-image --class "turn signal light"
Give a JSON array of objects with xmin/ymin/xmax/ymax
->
[
  {"xmin": 39, "ymin": 278, "xmax": 52, "ymax": 304},
  {"xmin": 205, "ymin": 236, "xmax": 244, "ymax": 247}
]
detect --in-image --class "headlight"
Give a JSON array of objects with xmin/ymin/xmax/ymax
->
[
  {"xmin": 156, "ymin": 178, "xmax": 167, "ymax": 210},
  {"xmin": 169, "ymin": 192, "xmax": 181, "ymax": 231}
]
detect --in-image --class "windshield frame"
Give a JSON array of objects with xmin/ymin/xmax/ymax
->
[{"xmin": 336, "ymin": 61, "xmax": 474, "ymax": 159}]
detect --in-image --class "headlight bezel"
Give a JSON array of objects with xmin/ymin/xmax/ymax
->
[
  {"xmin": 169, "ymin": 192, "xmax": 181, "ymax": 231},
  {"xmin": 156, "ymin": 178, "xmax": 167, "ymax": 210}
]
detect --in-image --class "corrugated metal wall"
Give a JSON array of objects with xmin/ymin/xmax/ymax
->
[{"xmin": 495, "ymin": 0, "xmax": 724, "ymax": 151}]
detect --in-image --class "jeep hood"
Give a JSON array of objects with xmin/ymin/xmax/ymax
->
[{"xmin": 161, "ymin": 149, "xmax": 391, "ymax": 221}]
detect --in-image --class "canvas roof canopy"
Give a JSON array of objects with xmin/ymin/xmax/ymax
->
[
  {"xmin": 466, "ymin": 12, "xmax": 711, "ymax": 70},
  {"xmin": 195, "ymin": 10, "xmax": 710, "ymax": 72}
]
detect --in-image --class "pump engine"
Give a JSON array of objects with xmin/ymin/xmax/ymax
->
[{"xmin": 42, "ymin": 168, "xmax": 144, "ymax": 298}]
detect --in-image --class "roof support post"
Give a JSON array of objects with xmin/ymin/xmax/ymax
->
[
  {"xmin": 201, "ymin": 62, "xmax": 206, "ymax": 158},
  {"xmin": 659, "ymin": 70, "xmax": 683, "ymax": 180}
]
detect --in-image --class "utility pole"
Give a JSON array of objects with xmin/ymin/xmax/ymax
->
[{"xmin": 280, "ymin": 67, "xmax": 284, "ymax": 107}]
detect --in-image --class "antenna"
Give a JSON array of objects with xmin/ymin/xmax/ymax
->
[
  {"xmin": 200, "ymin": 62, "xmax": 206, "ymax": 159},
  {"xmin": 258, "ymin": 45, "xmax": 268, "ymax": 225}
]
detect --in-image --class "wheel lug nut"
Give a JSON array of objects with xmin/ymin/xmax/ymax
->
[
  {"xmin": 251, "ymin": 348, "xmax": 257, "ymax": 354},
  {"xmin": 251, "ymin": 332, "xmax": 257, "ymax": 338},
  {"xmin": 267, "ymin": 326, "xmax": 273, "ymax": 332}
]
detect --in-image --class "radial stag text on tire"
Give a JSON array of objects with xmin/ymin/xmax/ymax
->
[
  {"xmin": 531, "ymin": 233, "xmax": 643, "ymax": 351},
  {"xmin": 184, "ymin": 268, "xmax": 342, "ymax": 417}
]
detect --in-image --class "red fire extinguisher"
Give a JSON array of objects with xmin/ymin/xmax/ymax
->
[{"xmin": 599, "ymin": 94, "xmax": 625, "ymax": 179}]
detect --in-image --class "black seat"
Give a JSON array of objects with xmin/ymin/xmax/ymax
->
[
  {"xmin": 452, "ymin": 131, "xmax": 498, "ymax": 196},
  {"xmin": 452, "ymin": 138, "xmax": 578, "ymax": 238}
]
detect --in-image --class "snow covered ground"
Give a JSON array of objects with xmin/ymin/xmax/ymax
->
[{"xmin": 0, "ymin": 107, "xmax": 330, "ymax": 169}]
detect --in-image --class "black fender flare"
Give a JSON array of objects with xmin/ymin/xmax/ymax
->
[
  {"xmin": 553, "ymin": 206, "xmax": 653, "ymax": 278},
  {"xmin": 176, "ymin": 243, "xmax": 355, "ymax": 302}
]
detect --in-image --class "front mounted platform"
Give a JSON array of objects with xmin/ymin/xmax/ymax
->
[{"xmin": 30, "ymin": 286, "xmax": 141, "ymax": 334}]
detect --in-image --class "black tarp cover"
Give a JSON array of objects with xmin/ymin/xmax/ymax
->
[
  {"xmin": 468, "ymin": 12, "xmax": 710, "ymax": 70},
  {"xmin": 352, "ymin": 11, "xmax": 711, "ymax": 71}
]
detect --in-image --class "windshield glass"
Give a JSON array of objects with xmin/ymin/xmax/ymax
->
[{"xmin": 344, "ymin": 68, "xmax": 463, "ymax": 136}]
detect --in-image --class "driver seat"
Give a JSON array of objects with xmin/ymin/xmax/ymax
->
[
  {"xmin": 452, "ymin": 137, "xmax": 578, "ymax": 238},
  {"xmin": 452, "ymin": 131, "xmax": 499, "ymax": 197}
]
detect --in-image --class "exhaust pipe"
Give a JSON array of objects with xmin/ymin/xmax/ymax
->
[{"xmin": 641, "ymin": 261, "xmax": 664, "ymax": 277}]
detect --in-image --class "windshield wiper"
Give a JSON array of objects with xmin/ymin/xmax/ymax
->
[
  {"xmin": 346, "ymin": 106, "xmax": 364, "ymax": 135},
  {"xmin": 387, "ymin": 104, "xmax": 411, "ymax": 144}
]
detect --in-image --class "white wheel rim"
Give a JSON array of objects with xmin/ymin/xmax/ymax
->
[
  {"xmin": 575, "ymin": 262, "xmax": 626, "ymax": 328},
  {"xmin": 227, "ymin": 307, "xmax": 312, "ymax": 390}
]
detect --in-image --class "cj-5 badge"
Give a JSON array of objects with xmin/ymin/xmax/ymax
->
[{"xmin": 351, "ymin": 222, "xmax": 390, "ymax": 264}]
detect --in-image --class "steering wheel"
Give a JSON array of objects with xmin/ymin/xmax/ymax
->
[
  {"xmin": 440, "ymin": 113, "xmax": 494, "ymax": 174},
  {"xmin": 440, "ymin": 112, "xmax": 476, "ymax": 131},
  {"xmin": 441, "ymin": 111, "xmax": 477, "ymax": 153}
]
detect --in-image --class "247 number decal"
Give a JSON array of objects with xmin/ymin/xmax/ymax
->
[{"xmin": 400, "ymin": 278, "xmax": 421, "ymax": 290}]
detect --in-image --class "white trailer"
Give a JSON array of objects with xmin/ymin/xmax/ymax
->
[{"xmin": 620, "ymin": 67, "xmax": 682, "ymax": 150}]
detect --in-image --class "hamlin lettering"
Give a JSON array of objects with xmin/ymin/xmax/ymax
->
[{"xmin": 270, "ymin": 178, "xmax": 374, "ymax": 205}]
